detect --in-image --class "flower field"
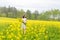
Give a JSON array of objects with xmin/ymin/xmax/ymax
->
[{"xmin": 0, "ymin": 17, "xmax": 60, "ymax": 40}]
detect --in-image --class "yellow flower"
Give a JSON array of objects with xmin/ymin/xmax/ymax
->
[{"xmin": 7, "ymin": 34, "xmax": 12, "ymax": 38}]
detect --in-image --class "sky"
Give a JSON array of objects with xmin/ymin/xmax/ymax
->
[{"xmin": 0, "ymin": 0, "xmax": 60, "ymax": 13}]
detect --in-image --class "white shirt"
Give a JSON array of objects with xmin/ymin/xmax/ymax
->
[{"xmin": 22, "ymin": 18, "xmax": 27, "ymax": 23}]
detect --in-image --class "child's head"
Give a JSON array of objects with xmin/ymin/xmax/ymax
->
[{"xmin": 22, "ymin": 15, "xmax": 26, "ymax": 18}]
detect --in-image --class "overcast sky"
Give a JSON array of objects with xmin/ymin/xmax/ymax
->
[{"xmin": 0, "ymin": 0, "xmax": 60, "ymax": 12}]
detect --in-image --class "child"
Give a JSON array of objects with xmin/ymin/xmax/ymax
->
[{"xmin": 21, "ymin": 15, "xmax": 27, "ymax": 34}]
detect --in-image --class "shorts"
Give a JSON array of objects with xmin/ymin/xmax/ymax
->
[{"xmin": 21, "ymin": 23, "xmax": 26, "ymax": 30}]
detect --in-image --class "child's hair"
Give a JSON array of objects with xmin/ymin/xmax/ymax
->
[{"xmin": 22, "ymin": 15, "xmax": 26, "ymax": 18}]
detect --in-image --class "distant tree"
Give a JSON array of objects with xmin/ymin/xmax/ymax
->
[
  {"xmin": 1, "ymin": 7, "xmax": 8, "ymax": 17},
  {"xmin": 26, "ymin": 10, "xmax": 31, "ymax": 19},
  {"xmin": 33, "ymin": 10, "xmax": 39, "ymax": 20},
  {"xmin": 19, "ymin": 9, "xmax": 25, "ymax": 18},
  {"xmin": 0, "ymin": 6, "xmax": 60, "ymax": 21},
  {"xmin": 51, "ymin": 9, "xmax": 60, "ymax": 20},
  {"xmin": 12, "ymin": 7, "xmax": 17, "ymax": 18},
  {"xmin": 39, "ymin": 9, "xmax": 60, "ymax": 21},
  {"xmin": 8, "ymin": 6, "xmax": 17, "ymax": 18}
]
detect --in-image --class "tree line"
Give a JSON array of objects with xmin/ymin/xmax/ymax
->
[{"xmin": 0, "ymin": 6, "xmax": 60, "ymax": 21}]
